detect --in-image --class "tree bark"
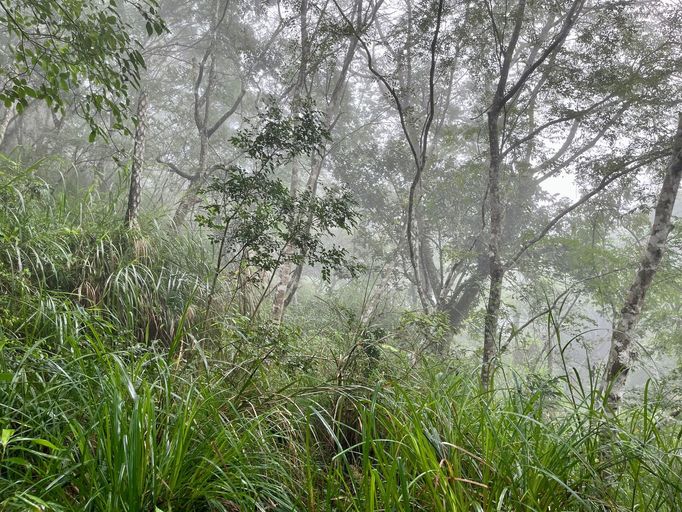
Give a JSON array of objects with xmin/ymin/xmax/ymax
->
[
  {"xmin": 272, "ymin": 163, "xmax": 301, "ymax": 323},
  {"xmin": 441, "ymin": 273, "xmax": 483, "ymax": 332},
  {"xmin": 360, "ymin": 260, "xmax": 399, "ymax": 326},
  {"xmin": 602, "ymin": 113, "xmax": 682, "ymax": 410},
  {"xmin": 173, "ymin": 178, "xmax": 203, "ymax": 226},
  {"xmin": 480, "ymin": 0, "xmax": 526, "ymax": 389},
  {"xmin": 482, "ymin": 107, "xmax": 505, "ymax": 389},
  {"xmin": 125, "ymin": 91, "xmax": 148, "ymax": 229},
  {"xmin": 0, "ymin": 106, "xmax": 17, "ymax": 150}
]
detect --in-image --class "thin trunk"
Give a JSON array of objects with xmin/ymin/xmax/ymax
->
[
  {"xmin": 270, "ymin": 0, "xmax": 309, "ymax": 323},
  {"xmin": 602, "ymin": 113, "xmax": 682, "ymax": 410},
  {"xmin": 479, "ymin": 0, "xmax": 586, "ymax": 389},
  {"xmin": 271, "ymin": 248, "xmax": 295, "ymax": 322},
  {"xmin": 125, "ymin": 91, "xmax": 148, "ymax": 229},
  {"xmin": 0, "ymin": 106, "xmax": 16, "ymax": 149},
  {"xmin": 417, "ymin": 211, "xmax": 440, "ymax": 302},
  {"xmin": 279, "ymin": 1, "xmax": 364, "ymax": 311},
  {"xmin": 272, "ymin": 162, "xmax": 301, "ymax": 323},
  {"xmin": 545, "ymin": 330, "xmax": 554, "ymax": 376},
  {"xmin": 173, "ymin": 179, "xmax": 202, "ymax": 226},
  {"xmin": 174, "ymin": 49, "xmax": 212, "ymax": 227},
  {"xmin": 482, "ymin": 108, "xmax": 505, "ymax": 389}
]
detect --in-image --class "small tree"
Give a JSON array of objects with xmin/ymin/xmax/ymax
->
[
  {"xmin": 196, "ymin": 101, "xmax": 359, "ymax": 319},
  {"xmin": 603, "ymin": 113, "xmax": 682, "ymax": 410}
]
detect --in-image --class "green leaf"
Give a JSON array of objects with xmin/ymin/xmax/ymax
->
[
  {"xmin": 32, "ymin": 438, "xmax": 60, "ymax": 451},
  {"xmin": 1, "ymin": 429, "xmax": 15, "ymax": 446},
  {"xmin": 2, "ymin": 456, "xmax": 30, "ymax": 466}
]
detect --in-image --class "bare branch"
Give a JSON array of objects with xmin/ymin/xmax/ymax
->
[
  {"xmin": 507, "ymin": 150, "xmax": 670, "ymax": 268},
  {"xmin": 501, "ymin": 0, "xmax": 585, "ymax": 106},
  {"xmin": 504, "ymin": 267, "xmax": 629, "ymax": 346},
  {"xmin": 206, "ymin": 87, "xmax": 246, "ymax": 138},
  {"xmin": 532, "ymin": 102, "xmax": 630, "ymax": 183},
  {"xmin": 156, "ymin": 156, "xmax": 197, "ymax": 181},
  {"xmin": 502, "ymin": 95, "xmax": 615, "ymax": 158}
]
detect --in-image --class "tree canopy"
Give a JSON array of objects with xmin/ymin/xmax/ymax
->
[{"xmin": 0, "ymin": 0, "xmax": 166, "ymax": 139}]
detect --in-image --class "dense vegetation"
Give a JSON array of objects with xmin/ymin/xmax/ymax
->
[{"xmin": 2, "ymin": 0, "xmax": 682, "ymax": 510}]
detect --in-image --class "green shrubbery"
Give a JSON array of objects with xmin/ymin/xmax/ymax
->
[{"xmin": 1, "ymin": 159, "xmax": 682, "ymax": 511}]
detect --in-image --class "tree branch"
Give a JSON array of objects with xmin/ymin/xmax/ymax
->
[
  {"xmin": 507, "ymin": 150, "xmax": 670, "ymax": 268},
  {"xmin": 156, "ymin": 156, "xmax": 197, "ymax": 181},
  {"xmin": 502, "ymin": 95, "xmax": 615, "ymax": 158},
  {"xmin": 206, "ymin": 87, "xmax": 246, "ymax": 138},
  {"xmin": 501, "ymin": 0, "xmax": 585, "ymax": 106}
]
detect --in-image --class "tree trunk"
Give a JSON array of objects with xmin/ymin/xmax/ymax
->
[
  {"xmin": 125, "ymin": 91, "xmax": 148, "ymax": 229},
  {"xmin": 441, "ymin": 275, "xmax": 482, "ymax": 332},
  {"xmin": 173, "ymin": 178, "xmax": 202, "ymax": 226},
  {"xmin": 171, "ymin": 0, "xmax": 240, "ymax": 226},
  {"xmin": 482, "ymin": 108, "xmax": 505, "ymax": 389},
  {"xmin": 0, "ymin": 106, "xmax": 16, "ymax": 150},
  {"xmin": 602, "ymin": 113, "xmax": 682, "ymax": 410},
  {"xmin": 283, "ymin": 153, "xmax": 324, "ymax": 308},
  {"xmin": 272, "ymin": 162, "xmax": 301, "ymax": 323}
]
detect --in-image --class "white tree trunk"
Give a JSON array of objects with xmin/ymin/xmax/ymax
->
[
  {"xmin": 602, "ymin": 113, "xmax": 682, "ymax": 409},
  {"xmin": 271, "ymin": 163, "xmax": 300, "ymax": 323}
]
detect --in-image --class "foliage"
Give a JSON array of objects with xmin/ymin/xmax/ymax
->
[
  {"xmin": 196, "ymin": 101, "xmax": 359, "ymax": 282},
  {"xmin": 396, "ymin": 310, "xmax": 451, "ymax": 356},
  {"xmin": 1, "ymin": 0, "xmax": 682, "ymax": 509},
  {"xmin": 0, "ymin": 155, "xmax": 681, "ymax": 511},
  {"xmin": 0, "ymin": 0, "xmax": 166, "ymax": 140},
  {"xmin": 1, "ymin": 335, "xmax": 682, "ymax": 511},
  {"xmin": 0, "ymin": 155, "xmax": 211, "ymax": 345}
]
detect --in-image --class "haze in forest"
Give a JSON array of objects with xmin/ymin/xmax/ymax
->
[{"xmin": 1, "ymin": 0, "xmax": 682, "ymax": 510}]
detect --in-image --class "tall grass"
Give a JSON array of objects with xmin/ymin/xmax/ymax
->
[
  {"xmin": 1, "ymin": 156, "xmax": 681, "ymax": 511},
  {"xmin": 297, "ymin": 366, "xmax": 681, "ymax": 511},
  {"xmin": 2, "ymin": 332, "xmax": 682, "ymax": 510},
  {"xmin": 0, "ymin": 332, "xmax": 303, "ymax": 511}
]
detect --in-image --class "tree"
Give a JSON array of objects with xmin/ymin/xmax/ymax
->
[
  {"xmin": 333, "ymin": 0, "xmax": 461, "ymax": 323},
  {"xmin": 0, "ymin": 0, "xmax": 166, "ymax": 140},
  {"xmin": 476, "ymin": 0, "xmax": 682, "ymax": 388},
  {"xmin": 155, "ymin": 0, "xmax": 286, "ymax": 226},
  {"xmin": 271, "ymin": 0, "xmax": 368, "ymax": 321},
  {"xmin": 603, "ymin": 113, "xmax": 682, "ymax": 410},
  {"xmin": 332, "ymin": 0, "xmax": 682, "ymax": 386},
  {"xmin": 197, "ymin": 101, "xmax": 358, "ymax": 319},
  {"xmin": 480, "ymin": 0, "xmax": 586, "ymax": 388},
  {"xmin": 125, "ymin": 90, "xmax": 148, "ymax": 229}
]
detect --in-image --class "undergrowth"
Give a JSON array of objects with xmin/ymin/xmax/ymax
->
[{"xmin": 1, "ymin": 157, "xmax": 681, "ymax": 511}]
